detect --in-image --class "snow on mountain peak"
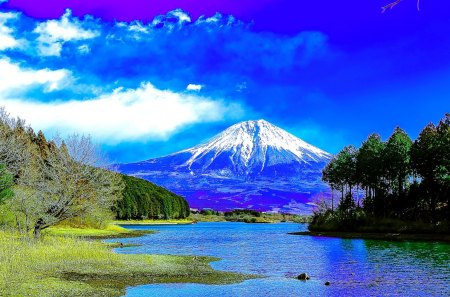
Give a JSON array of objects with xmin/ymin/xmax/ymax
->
[
  {"xmin": 179, "ymin": 119, "xmax": 331, "ymax": 174},
  {"xmin": 118, "ymin": 119, "xmax": 332, "ymax": 213}
]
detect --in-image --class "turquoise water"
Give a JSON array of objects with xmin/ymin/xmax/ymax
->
[{"xmin": 112, "ymin": 222, "xmax": 450, "ymax": 296}]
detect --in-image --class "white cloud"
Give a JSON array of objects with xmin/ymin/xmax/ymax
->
[
  {"xmin": 33, "ymin": 9, "xmax": 99, "ymax": 56},
  {"xmin": 127, "ymin": 22, "xmax": 149, "ymax": 34},
  {"xmin": 0, "ymin": 12, "xmax": 21, "ymax": 50},
  {"xmin": 170, "ymin": 9, "xmax": 191, "ymax": 23},
  {"xmin": 0, "ymin": 58, "xmax": 72, "ymax": 93},
  {"xmin": 151, "ymin": 9, "xmax": 192, "ymax": 32},
  {"xmin": 186, "ymin": 84, "xmax": 203, "ymax": 91},
  {"xmin": 1, "ymin": 83, "xmax": 244, "ymax": 143}
]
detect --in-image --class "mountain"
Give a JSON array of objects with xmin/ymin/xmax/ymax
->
[{"xmin": 118, "ymin": 120, "xmax": 332, "ymax": 214}]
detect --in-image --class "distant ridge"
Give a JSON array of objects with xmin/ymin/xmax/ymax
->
[{"xmin": 118, "ymin": 120, "xmax": 332, "ymax": 214}]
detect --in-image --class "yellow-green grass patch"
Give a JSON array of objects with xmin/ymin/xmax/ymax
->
[{"xmin": 0, "ymin": 231, "xmax": 255, "ymax": 297}]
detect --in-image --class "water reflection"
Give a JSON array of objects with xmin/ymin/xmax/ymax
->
[{"xmin": 111, "ymin": 223, "xmax": 450, "ymax": 297}]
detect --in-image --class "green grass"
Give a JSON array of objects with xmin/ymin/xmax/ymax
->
[
  {"xmin": 44, "ymin": 224, "xmax": 155, "ymax": 239},
  {"xmin": 0, "ymin": 230, "xmax": 255, "ymax": 297}
]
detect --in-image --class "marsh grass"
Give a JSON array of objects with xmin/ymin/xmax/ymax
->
[
  {"xmin": 43, "ymin": 224, "xmax": 155, "ymax": 239},
  {"xmin": 0, "ymin": 229, "xmax": 254, "ymax": 297}
]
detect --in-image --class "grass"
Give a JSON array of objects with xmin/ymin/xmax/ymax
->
[
  {"xmin": 44, "ymin": 224, "xmax": 155, "ymax": 239},
  {"xmin": 0, "ymin": 229, "xmax": 255, "ymax": 297}
]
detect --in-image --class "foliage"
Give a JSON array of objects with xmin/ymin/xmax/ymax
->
[
  {"xmin": 115, "ymin": 174, "xmax": 190, "ymax": 220},
  {"xmin": 0, "ymin": 164, "xmax": 13, "ymax": 204},
  {"xmin": 224, "ymin": 209, "xmax": 262, "ymax": 218},
  {"xmin": 200, "ymin": 209, "xmax": 220, "ymax": 216},
  {"xmin": 0, "ymin": 107, "xmax": 124, "ymax": 238},
  {"xmin": 191, "ymin": 209, "xmax": 311, "ymax": 223},
  {"xmin": 314, "ymin": 113, "xmax": 450, "ymax": 233}
]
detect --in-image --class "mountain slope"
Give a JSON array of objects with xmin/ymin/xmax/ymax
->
[{"xmin": 119, "ymin": 120, "xmax": 332, "ymax": 214}]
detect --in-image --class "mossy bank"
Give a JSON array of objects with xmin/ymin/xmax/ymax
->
[{"xmin": 0, "ymin": 226, "xmax": 254, "ymax": 297}]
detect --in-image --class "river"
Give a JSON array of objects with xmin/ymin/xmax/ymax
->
[{"xmin": 111, "ymin": 222, "xmax": 450, "ymax": 297}]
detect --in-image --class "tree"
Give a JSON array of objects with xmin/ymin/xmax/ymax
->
[
  {"xmin": 384, "ymin": 127, "xmax": 412, "ymax": 197},
  {"xmin": 30, "ymin": 134, "xmax": 124, "ymax": 239},
  {"xmin": 434, "ymin": 114, "xmax": 450, "ymax": 220},
  {"xmin": 411, "ymin": 123, "xmax": 439, "ymax": 222},
  {"xmin": 315, "ymin": 113, "xmax": 449, "ymax": 232},
  {"xmin": 0, "ymin": 164, "xmax": 13, "ymax": 204},
  {"xmin": 0, "ymin": 108, "xmax": 34, "ymax": 179},
  {"xmin": 435, "ymin": 114, "xmax": 450, "ymax": 188},
  {"xmin": 356, "ymin": 134, "xmax": 386, "ymax": 214},
  {"xmin": 322, "ymin": 158, "xmax": 339, "ymax": 211},
  {"xmin": 0, "ymin": 107, "xmax": 125, "ymax": 238}
]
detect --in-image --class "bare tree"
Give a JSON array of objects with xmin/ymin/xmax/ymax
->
[
  {"xmin": 0, "ymin": 108, "xmax": 34, "ymax": 179},
  {"xmin": 31, "ymin": 134, "xmax": 123, "ymax": 239},
  {"xmin": 312, "ymin": 194, "xmax": 333, "ymax": 215}
]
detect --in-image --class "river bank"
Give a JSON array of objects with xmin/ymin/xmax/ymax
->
[
  {"xmin": 0, "ymin": 225, "xmax": 254, "ymax": 297},
  {"xmin": 113, "ymin": 219, "xmax": 194, "ymax": 226},
  {"xmin": 289, "ymin": 231, "xmax": 450, "ymax": 242}
]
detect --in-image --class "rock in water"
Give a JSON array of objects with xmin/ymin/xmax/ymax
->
[{"xmin": 297, "ymin": 273, "xmax": 310, "ymax": 280}]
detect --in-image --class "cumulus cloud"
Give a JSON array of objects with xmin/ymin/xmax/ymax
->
[
  {"xmin": 33, "ymin": 9, "xmax": 100, "ymax": 56},
  {"xmin": 0, "ymin": 11, "xmax": 21, "ymax": 50},
  {"xmin": 0, "ymin": 8, "xmax": 328, "ymax": 154},
  {"xmin": 0, "ymin": 58, "xmax": 72, "ymax": 94},
  {"xmin": 1, "ymin": 83, "xmax": 243, "ymax": 143}
]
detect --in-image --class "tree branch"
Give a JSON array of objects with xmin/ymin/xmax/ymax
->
[
  {"xmin": 382, "ymin": 0, "xmax": 403, "ymax": 13},
  {"xmin": 382, "ymin": 0, "xmax": 420, "ymax": 13}
]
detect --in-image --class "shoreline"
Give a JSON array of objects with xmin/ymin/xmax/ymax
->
[
  {"xmin": 289, "ymin": 231, "xmax": 450, "ymax": 243},
  {"xmin": 113, "ymin": 219, "xmax": 195, "ymax": 226},
  {"xmin": 1, "ymin": 225, "xmax": 255, "ymax": 297}
]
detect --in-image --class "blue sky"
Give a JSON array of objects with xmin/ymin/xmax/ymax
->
[{"xmin": 0, "ymin": 1, "xmax": 449, "ymax": 163}]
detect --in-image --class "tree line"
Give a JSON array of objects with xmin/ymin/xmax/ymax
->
[
  {"xmin": 0, "ymin": 107, "xmax": 190, "ymax": 238},
  {"xmin": 313, "ymin": 113, "xmax": 449, "ymax": 232},
  {"xmin": 116, "ymin": 174, "xmax": 190, "ymax": 220}
]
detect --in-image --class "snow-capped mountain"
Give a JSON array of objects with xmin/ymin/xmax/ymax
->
[{"xmin": 118, "ymin": 120, "xmax": 332, "ymax": 214}]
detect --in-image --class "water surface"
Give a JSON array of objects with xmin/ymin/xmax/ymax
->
[{"xmin": 112, "ymin": 222, "xmax": 450, "ymax": 296}]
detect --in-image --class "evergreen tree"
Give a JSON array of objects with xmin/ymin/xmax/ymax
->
[
  {"xmin": 356, "ymin": 133, "xmax": 386, "ymax": 215},
  {"xmin": 384, "ymin": 127, "xmax": 412, "ymax": 197}
]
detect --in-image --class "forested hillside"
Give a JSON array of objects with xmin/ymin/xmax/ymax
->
[
  {"xmin": 0, "ymin": 107, "xmax": 190, "ymax": 239},
  {"xmin": 116, "ymin": 175, "xmax": 190, "ymax": 220}
]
